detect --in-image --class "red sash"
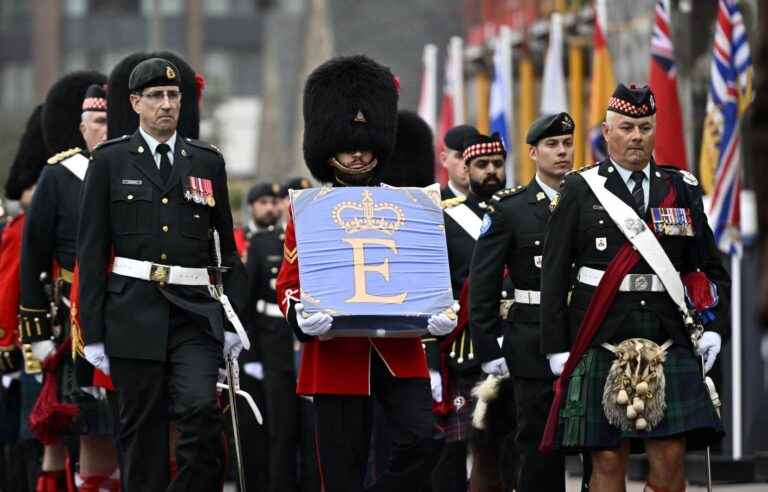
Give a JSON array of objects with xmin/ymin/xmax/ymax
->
[{"xmin": 539, "ymin": 183, "xmax": 677, "ymax": 452}]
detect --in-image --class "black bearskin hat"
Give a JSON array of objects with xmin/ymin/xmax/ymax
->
[
  {"xmin": 5, "ymin": 105, "xmax": 48, "ymax": 200},
  {"xmin": 107, "ymin": 51, "xmax": 201, "ymax": 139},
  {"xmin": 42, "ymin": 70, "xmax": 107, "ymax": 155},
  {"xmin": 302, "ymin": 55, "xmax": 399, "ymax": 183},
  {"xmin": 380, "ymin": 110, "xmax": 435, "ymax": 187}
]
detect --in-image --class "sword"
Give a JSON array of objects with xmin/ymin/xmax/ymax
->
[
  {"xmin": 689, "ymin": 320, "xmax": 717, "ymax": 492},
  {"xmin": 210, "ymin": 229, "xmax": 258, "ymax": 492}
]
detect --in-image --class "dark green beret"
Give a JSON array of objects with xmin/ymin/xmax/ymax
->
[
  {"xmin": 247, "ymin": 182, "xmax": 281, "ymax": 204},
  {"xmin": 280, "ymin": 176, "xmax": 312, "ymax": 197},
  {"xmin": 128, "ymin": 57, "xmax": 181, "ymax": 92},
  {"xmin": 444, "ymin": 124, "xmax": 479, "ymax": 152},
  {"xmin": 526, "ymin": 112, "xmax": 575, "ymax": 145}
]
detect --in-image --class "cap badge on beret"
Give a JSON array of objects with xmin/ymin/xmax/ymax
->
[
  {"xmin": 166, "ymin": 66, "xmax": 176, "ymax": 79},
  {"xmin": 272, "ymin": 183, "xmax": 281, "ymax": 194},
  {"xmin": 353, "ymin": 110, "xmax": 367, "ymax": 124},
  {"xmin": 562, "ymin": 115, "xmax": 574, "ymax": 130}
]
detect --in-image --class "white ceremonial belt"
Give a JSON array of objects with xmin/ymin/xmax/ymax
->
[
  {"xmin": 256, "ymin": 300, "xmax": 282, "ymax": 318},
  {"xmin": 577, "ymin": 266, "xmax": 666, "ymax": 292},
  {"xmin": 513, "ymin": 289, "xmax": 540, "ymax": 304},
  {"xmin": 112, "ymin": 257, "xmax": 210, "ymax": 286}
]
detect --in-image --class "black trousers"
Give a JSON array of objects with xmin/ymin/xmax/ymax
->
[
  {"xmin": 110, "ymin": 308, "xmax": 223, "ymax": 492},
  {"xmin": 512, "ymin": 377, "xmax": 565, "ymax": 492},
  {"xmin": 259, "ymin": 320, "xmax": 300, "ymax": 492},
  {"xmin": 313, "ymin": 354, "xmax": 433, "ymax": 492},
  {"xmin": 430, "ymin": 440, "xmax": 466, "ymax": 492}
]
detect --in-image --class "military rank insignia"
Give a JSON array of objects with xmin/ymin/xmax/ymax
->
[
  {"xmin": 650, "ymin": 207, "xmax": 694, "ymax": 236},
  {"xmin": 184, "ymin": 176, "xmax": 216, "ymax": 207}
]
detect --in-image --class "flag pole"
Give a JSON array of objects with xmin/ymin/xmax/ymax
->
[{"xmin": 731, "ymin": 247, "xmax": 742, "ymax": 460}]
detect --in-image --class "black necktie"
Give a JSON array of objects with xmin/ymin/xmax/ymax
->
[
  {"xmin": 630, "ymin": 171, "xmax": 645, "ymax": 214},
  {"xmin": 156, "ymin": 143, "xmax": 172, "ymax": 184}
]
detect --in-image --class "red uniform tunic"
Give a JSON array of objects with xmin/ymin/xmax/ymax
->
[
  {"xmin": 0, "ymin": 214, "xmax": 24, "ymax": 347},
  {"xmin": 276, "ymin": 212, "xmax": 428, "ymax": 396}
]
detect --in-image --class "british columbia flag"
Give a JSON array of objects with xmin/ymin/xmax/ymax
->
[{"xmin": 707, "ymin": 0, "xmax": 752, "ymax": 254}]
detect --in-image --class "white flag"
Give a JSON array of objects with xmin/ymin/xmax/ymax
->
[
  {"xmin": 417, "ymin": 44, "xmax": 438, "ymax": 134},
  {"xmin": 540, "ymin": 13, "xmax": 568, "ymax": 115}
]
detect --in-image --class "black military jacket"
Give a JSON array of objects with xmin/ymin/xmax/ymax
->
[
  {"xmin": 424, "ymin": 193, "xmax": 501, "ymax": 375},
  {"xmin": 469, "ymin": 179, "xmax": 554, "ymax": 379},
  {"xmin": 77, "ymin": 131, "xmax": 248, "ymax": 361},
  {"xmin": 245, "ymin": 225, "xmax": 294, "ymax": 373},
  {"xmin": 540, "ymin": 160, "xmax": 730, "ymax": 355},
  {"xmin": 19, "ymin": 150, "xmax": 87, "ymax": 339}
]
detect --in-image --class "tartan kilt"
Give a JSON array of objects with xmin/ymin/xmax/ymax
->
[
  {"xmin": 436, "ymin": 370, "xmax": 482, "ymax": 443},
  {"xmin": 556, "ymin": 344, "xmax": 724, "ymax": 453}
]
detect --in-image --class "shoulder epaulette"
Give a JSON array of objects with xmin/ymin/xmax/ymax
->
[
  {"xmin": 440, "ymin": 196, "xmax": 466, "ymax": 209},
  {"xmin": 490, "ymin": 185, "xmax": 526, "ymax": 204},
  {"xmin": 656, "ymin": 165, "xmax": 699, "ymax": 186},
  {"xmin": 47, "ymin": 147, "xmax": 81, "ymax": 165},
  {"xmin": 94, "ymin": 135, "xmax": 130, "ymax": 152},
  {"xmin": 567, "ymin": 163, "xmax": 599, "ymax": 176},
  {"xmin": 185, "ymin": 138, "xmax": 222, "ymax": 155}
]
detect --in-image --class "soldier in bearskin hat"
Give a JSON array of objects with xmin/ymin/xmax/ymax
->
[
  {"xmin": 19, "ymin": 70, "xmax": 121, "ymax": 491},
  {"xmin": 540, "ymin": 84, "xmax": 728, "ymax": 490},
  {"xmin": 0, "ymin": 105, "xmax": 48, "ymax": 492},
  {"xmin": 76, "ymin": 54, "xmax": 247, "ymax": 492},
  {"xmin": 276, "ymin": 55, "xmax": 457, "ymax": 491}
]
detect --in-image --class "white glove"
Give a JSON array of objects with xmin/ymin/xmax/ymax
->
[
  {"xmin": 481, "ymin": 357, "xmax": 509, "ymax": 377},
  {"xmin": 243, "ymin": 362, "xmax": 264, "ymax": 381},
  {"xmin": 30, "ymin": 340, "xmax": 56, "ymax": 362},
  {"xmin": 224, "ymin": 332, "xmax": 243, "ymax": 361},
  {"xmin": 429, "ymin": 370, "xmax": 443, "ymax": 403},
  {"xmin": 696, "ymin": 331, "xmax": 722, "ymax": 374},
  {"xmin": 295, "ymin": 303, "xmax": 333, "ymax": 337},
  {"xmin": 83, "ymin": 343, "xmax": 110, "ymax": 375},
  {"xmin": 427, "ymin": 302, "xmax": 460, "ymax": 336},
  {"xmin": 2, "ymin": 371, "xmax": 20, "ymax": 389},
  {"xmin": 547, "ymin": 351, "xmax": 570, "ymax": 376}
]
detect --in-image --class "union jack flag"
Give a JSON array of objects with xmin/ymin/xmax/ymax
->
[
  {"xmin": 707, "ymin": 0, "xmax": 752, "ymax": 254},
  {"xmin": 651, "ymin": 0, "xmax": 675, "ymax": 75}
]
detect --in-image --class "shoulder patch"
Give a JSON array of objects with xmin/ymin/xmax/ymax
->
[
  {"xmin": 94, "ymin": 135, "xmax": 130, "ymax": 152},
  {"xmin": 185, "ymin": 138, "xmax": 222, "ymax": 155},
  {"xmin": 440, "ymin": 196, "xmax": 466, "ymax": 209},
  {"xmin": 47, "ymin": 147, "xmax": 81, "ymax": 165}
]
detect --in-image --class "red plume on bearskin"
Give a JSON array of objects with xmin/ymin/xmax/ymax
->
[
  {"xmin": 195, "ymin": 73, "xmax": 206, "ymax": 105},
  {"xmin": 28, "ymin": 338, "xmax": 79, "ymax": 445}
]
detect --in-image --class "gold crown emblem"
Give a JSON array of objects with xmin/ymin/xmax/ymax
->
[
  {"xmin": 332, "ymin": 190, "xmax": 404, "ymax": 235},
  {"xmin": 166, "ymin": 66, "xmax": 176, "ymax": 79}
]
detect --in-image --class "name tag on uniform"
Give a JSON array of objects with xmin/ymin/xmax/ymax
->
[
  {"xmin": 183, "ymin": 176, "xmax": 216, "ymax": 207},
  {"xmin": 121, "ymin": 179, "xmax": 143, "ymax": 185},
  {"xmin": 650, "ymin": 207, "xmax": 694, "ymax": 236}
]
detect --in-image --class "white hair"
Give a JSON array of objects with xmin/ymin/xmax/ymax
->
[{"xmin": 604, "ymin": 110, "xmax": 656, "ymax": 129}]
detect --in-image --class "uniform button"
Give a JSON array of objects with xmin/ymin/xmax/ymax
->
[
  {"xmin": 599, "ymin": 220, "xmax": 604, "ymax": 225},
  {"xmin": 162, "ymin": 225, "xmax": 169, "ymax": 232},
  {"xmin": 640, "ymin": 300, "xmax": 646, "ymax": 306},
  {"xmin": 159, "ymin": 282, "xmax": 166, "ymax": 288},
  {"xmin": 160, "ymin": 253, "xmax": 167, "ymax": 261},
  {"xmin": 161, "ymin": 197, "xmax": 169, "ymax": 204},
  {"xmin": 270, "ymin": 267, "xmax": 278, "ymax": 274},
  {"xmin": 127, "ymin": 194, "xmax": 134, "ymax": 200}
]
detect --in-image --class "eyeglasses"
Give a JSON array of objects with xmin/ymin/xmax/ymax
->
[{"xmin": 140, "ymin": 90, "xmax": 182, "ymax": 102}]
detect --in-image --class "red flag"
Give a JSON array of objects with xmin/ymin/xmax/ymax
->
[{"xmin": 649, "ymin": 0, "xmax": 688, "ymax": 169}]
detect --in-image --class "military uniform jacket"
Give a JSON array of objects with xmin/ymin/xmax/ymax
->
[
  {"xmin": 469, "ymin": 180, "xmax": 555, "ymax": 379},
  {"xmin": 276, "ymin": 211, "xmax": 429, "ymax": 396},
  {"xmin": 77, "ymin": 131, "xmax": 248, "ymax": 361},
  {"xmin": 540, "ymin": 160, "xmax": 730, "ymax": 355},
  {"xmin": 245, "ymin": 225, "xmax": 293, "ymax": 372},
  {"xmin": 429, "ymin": 193, "xmax": 501, "ymax": 375},
  {"xmin": 20, "ymin": 151, "xmax": 86, "ymax": 324}
]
